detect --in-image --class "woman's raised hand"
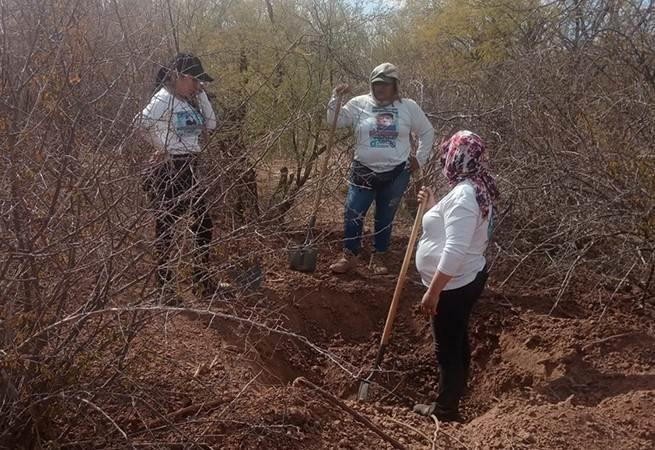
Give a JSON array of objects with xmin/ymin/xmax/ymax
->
[{"xmin": 334, "ymin": 84, "xmax": 351, "ymax": 96}]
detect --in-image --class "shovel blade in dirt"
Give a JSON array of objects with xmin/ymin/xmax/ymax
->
[
  {"xmin": 358, "ymin": 343, "xmax": 387, "ymax": 401},
  {"xmin": 357, "ymin": 380, "xmax": 370, "ymax": 401},
  {"xmin": 289, "ymin": 214, "xmax": 319, "ymax": 272},
  {"xmin": 288, "ymin": 245, "xmax": 318, "ymax": 272}
]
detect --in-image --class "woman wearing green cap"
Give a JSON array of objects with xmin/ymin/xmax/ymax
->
[
  {"xmin": 137, "ymin": 53, "xmax": 218, "ymax": 301},
  {"xmin": 328, "ymin": 63, "xmax": 435, "ymax": 275}
]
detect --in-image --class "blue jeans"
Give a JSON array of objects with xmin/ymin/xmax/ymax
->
[{"xmin": 343, "ymin": 166, "xmax": 411, "ymax": 255}]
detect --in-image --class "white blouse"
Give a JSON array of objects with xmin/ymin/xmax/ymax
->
[
  {"xmin": 416, "ymin": 180, "xmax": 491, "ymax": 291},
  {"xmin": 138, "ymin": 87, "xmax": 216, "ymax": 155}
]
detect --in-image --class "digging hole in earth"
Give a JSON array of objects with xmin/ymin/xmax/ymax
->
[
  {"xmin": 84, "ymin": 265, "xmax": 653, "ymax": 450},
  {"xmin": 188, "ymin": 273, "xmax": 655, "ymax": 429},
  {"xmin": 189, "ymin": 280, "xmax": 524, "ymax": 420}
]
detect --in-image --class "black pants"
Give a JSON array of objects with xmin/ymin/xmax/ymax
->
[
  {"xmin": 430, "ymin": 267, "xmax": 488, "ymax": 414},
  {"xmin": 146, "ymin": 156, "xmax": 213, "ymax": 285}
]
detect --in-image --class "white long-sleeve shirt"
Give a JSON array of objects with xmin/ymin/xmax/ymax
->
[
  {"xmin": 138, "ymin": 87, "xmax": 217, "ymax": 155},
  {"xmin": 416, "ymin": 180, "xmax": 491, "ymax": 291},
  {"xmin": 327, "ymin": 92, "xmax": 434, "ymax": 173}
]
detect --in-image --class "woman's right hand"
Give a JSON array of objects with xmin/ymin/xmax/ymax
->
[
  {"xmin": 418, "ymin": 186, "xmax": 436, "ymax": 210},
  {"xmin": 334, "ymin": 84, "xmax": 351, "ymax": 96}
]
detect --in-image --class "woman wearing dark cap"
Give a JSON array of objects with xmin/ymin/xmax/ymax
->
[
  {"xmin": 413, "ymin": 130, "xmax": 499, "ymax": 422},
  {"xmin": 137, "ymin": 53, "xmax": 218, "ymax": 301}
]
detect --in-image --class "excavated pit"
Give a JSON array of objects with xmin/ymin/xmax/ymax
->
[
  {"xmin": 119, "ymin": 251, "xmax": 655, "ymax": 450},
  {"xmin": 189, "ymin": 275, "xmax": 655, "ymax": 424}
]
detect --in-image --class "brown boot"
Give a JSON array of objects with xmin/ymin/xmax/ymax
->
[
  {"xmin": 369, "ymin": 252, "xmax": 389, "ymax": 275},
  {"xmin": 329, "ymin": 251, "xmax": 359, "ymax": 274}
]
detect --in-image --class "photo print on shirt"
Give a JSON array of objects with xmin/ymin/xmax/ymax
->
[
  {"xmin": 174, "ymin": 109, "xmax": 204, "ymax": 136},
  {"xmin": 369, "ymin": 107, "xmax": 399, "ymax": 148}
]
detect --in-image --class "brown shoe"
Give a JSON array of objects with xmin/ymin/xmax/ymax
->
[
  {"xmin": 329, "ymin": 252, "xmax": 359, "ymax": 274},
  {"xmin": 369, "ymin": 252, "xmax": 389, "ymax": 275}
]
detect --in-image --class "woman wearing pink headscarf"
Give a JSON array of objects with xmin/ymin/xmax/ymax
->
[{"xmin": 413, "ymin": 130, "xmax": 499, "ymax": 422}]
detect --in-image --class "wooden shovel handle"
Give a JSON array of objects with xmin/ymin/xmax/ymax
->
[
  {"xmin": 310, "ymin": 95, "xmax": 342, "ymax": 218},
  {"xmin": 380, "ymin": 197, "xmax": 427, "ymax": 345}
]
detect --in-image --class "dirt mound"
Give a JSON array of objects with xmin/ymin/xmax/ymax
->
[{"xmin": 461, "ymin": 390, "xmax": 655, "ymax": 449}]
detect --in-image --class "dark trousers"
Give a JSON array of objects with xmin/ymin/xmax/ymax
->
[
  {"xmin": 430, "ymin": 267, "xmax": 488, "ymax": 414},
  {"xmin": 146, "ymin": 156, "xmax": 213, "ymax": 285}
]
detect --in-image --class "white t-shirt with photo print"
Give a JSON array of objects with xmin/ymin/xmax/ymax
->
[
  {"xmin": 138, "ymin": 87, "xmax": 217, "ymax": 155},
  {"xmin": 327, "ymin": 92, "xmax": 434, "ymax": 173}
]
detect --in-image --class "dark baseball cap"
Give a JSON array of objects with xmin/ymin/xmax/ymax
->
[{"xmin": 172, "ymin": 53, "xmax": 214, "ymax": 82}]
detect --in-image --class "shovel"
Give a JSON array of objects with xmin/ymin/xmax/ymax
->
[
  {"xmin": 358, "ymin": 196, "xmax": 426, "ymax": 401},
  {"xmin": 288, "ymin": 95, "xmax": 343, "ymax": 272}
]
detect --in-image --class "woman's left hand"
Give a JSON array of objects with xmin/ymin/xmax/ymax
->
[
  {"xmin": 418, "ymin": 186, "xmax": 436, "ymax": 210},
  {"xmin": 420, "ymin": 290, "xmax": 440, "ymax": 317}
]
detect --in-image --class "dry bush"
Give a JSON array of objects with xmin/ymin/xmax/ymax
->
[
  {"xmin": 395, "ymin": 0, "xmax": 655, "ymax": 307},
  {"xmin": 0, "ymin": 0, "xmax": 365, "ymax": 446},
  {"xmin": 1, "ymin": 0, "xmax": 653, "ymax": 447}
]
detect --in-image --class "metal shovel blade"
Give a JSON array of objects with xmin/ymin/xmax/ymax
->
[
  {"xmin": 288, "ymin": 245, "xmax": 318, "ymax": 272},
  {"xmin": 357, "ymin": 378, "xmax": 371, "ymax": 401},
  {"xmin": 357, "ymin": 344, "xmax": 386, "ymax": 402}
]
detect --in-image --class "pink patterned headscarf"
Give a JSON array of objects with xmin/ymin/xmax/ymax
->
[{"xmin": 440, "ymin": 130, "xmax": 499, "ymax": 219}]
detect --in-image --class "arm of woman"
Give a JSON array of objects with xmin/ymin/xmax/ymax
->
[
  {"xmin": 421, "ymin": 271, "xmax": 454, "ymax": 316},
  {"xmin": 197, "ymin": 89, "xmax": 217, "ymax": 131},
  {"xmin": 421, "ymin": 197, "xmax": 478, "ymax": 316},
  {"xmin": 327, "ymin": 84, "xmax": 357, "ymax": 129},
  {"xmin": 408, "ymin": 100, "xmax": 435, "ymax": 169},
  {"xmin": 137, "ymin": 92, "xmax": 169, "ymax": 154}
]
